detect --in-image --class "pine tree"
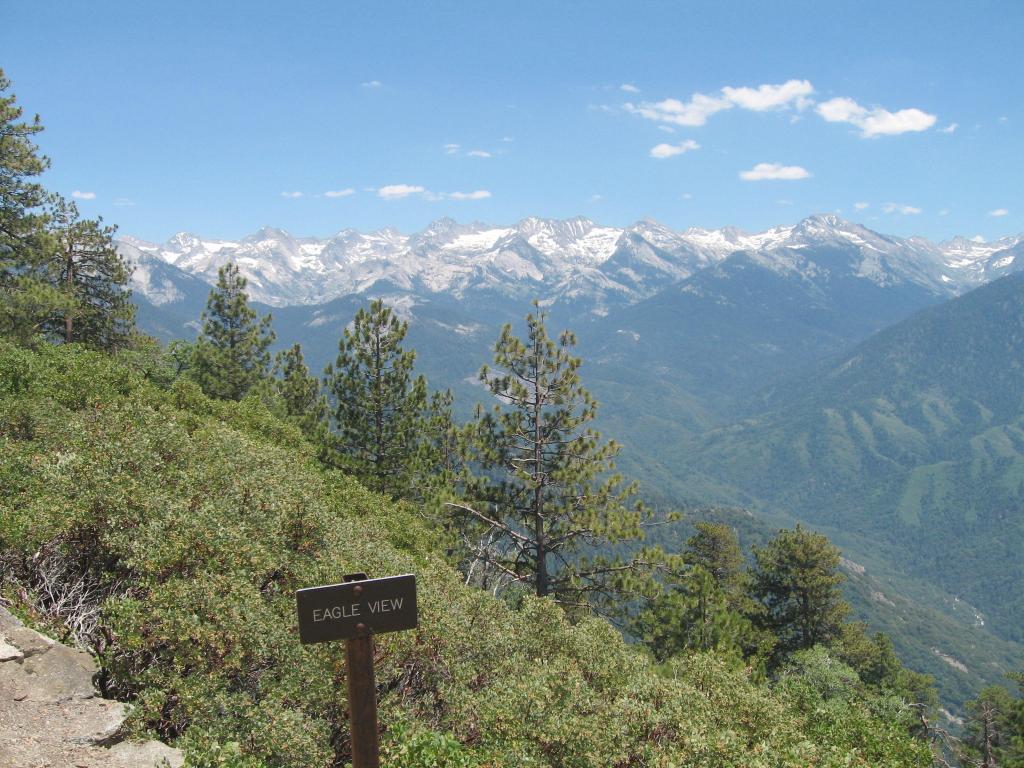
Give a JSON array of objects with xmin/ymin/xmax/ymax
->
[
  {"xmin": 749, "ymin": 525, "xmax": 849, "ymax": 666},
  {"xmin": 46, "ymin": 197, "xmax": 135, "ymax": 349},
  {"xmin": 684, "ymin": 521, "xmax": 745, "ymax": 593},
  {"xmin": 451, "ymin": 303, "xmax": 657, "ymax": 609},
  {"xmin": 634, "ymin": 565, "xmax": 758, "ymax": 661},
  {"xmin": 191, "ymin": 262, "xmax": 275, "ymax": 400},
  {"xmin": 271, "ymin": 343, "xmax": 327, "ymax": 440},
  {"xmin": 409, "ymin": 387, "xmax": 463, "ymax": 502},
  {"xmin": 323, "ymin": 299, "xmax": 427, "ymax": 498},
  {"xmin": 0, "ymin": 69, "xmax": 69, "ymax": 341},
  {"xmin": 962, "ymin": 686, "xmax": 1016, "ymax": 768}
]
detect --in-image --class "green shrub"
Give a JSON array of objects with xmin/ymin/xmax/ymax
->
[{"xmin": 0, "ymin": 343, "xmax": 932, "ymax": 767}]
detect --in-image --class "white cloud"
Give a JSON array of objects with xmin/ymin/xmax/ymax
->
[
  {"xmin": 625, "ymin": 93, "xmax": 733, "ymax": 126},
  {"xmin": 776, "ymin": 199, "xmax": 794, "ymax": 206},
  {"xmin": 817, "ymin": 96, "xmax": 936, "ymax": 137},
  {"xmin": 443, "ymin": 143, "xmax": 460, "ymax": 155},
  {"xmin": 113, "ymin": 198, "xmax": 135, "ymax": 207},
  {"xmin": 447, "ymin": 190, "xmax": 491, "ymax": 201},
  {"xmin": 882, "ymin": 202, "xmax": 922, "ymax": 215},
  {"xmin": 682, "ymin": 192, "xmax": 693, "ymax": 200},
  {"xmin": 361, "ymin": 80, "xmax": 382, "ymax": 88},
  {"xmin": 739, "ymin": 162, "xmax": 811, "ymax": 181},
  {"xmin": 280, "ymin": 191, "xmax": 303, "ymax": 198},
  {"xmin": 467, "ymin": 149, "xmax": 492, "ymax": 158},
  {"xmin": 625, "ymin": 79, "xmax": 812, "ymax": 128},
  {"xmin": 590, "ymin": 193, "xmax": 604, "ymax": 202},
  {"xmin": 971, "ymin": 234, "xmax": 985, "ymax": 243},
  {"xmin": 657, "ymin": 125, "xmax": 675, "ymax": 133},
  {"xmin": 854, "ymin": 201, "xmax": 870, "ymax": 210},
  {"xmin": 72, "ymin": 190, "xmax": 96, "ymax": 200},
  {"xmin": 721, "ymin": 79, "xmax": 813, "ymax": 111},
  {"xmin": 939, "ymin": 123, "xmax": 958, "ymax": 134},
  {"xmin": 501, "ymin": 136, "xmax": 514, "ymax": 143},
  {"xmin": 816, "ymin": 96, "xmax": 865, "ymax": 123},
  {"xmin": 324, "ymin": 189, "xmax": 355, "ymax": 198},
  {"xmin": 649, "ymin": 139, "xmax": 700, "ymax": 159},
  {"xmin": 620, "ymin": 83, "xmax": 640, "ymax": 93},
  {"xmin": 939, "ymin": 208, "xmax": 950, "ymax": 216},
  {"xmin": 989, "ymin": 208, "xmax": 1009, "ymax": 217},
  {"xmin": 377, "ymin": 184, "xmax": 425, "ymax": 199}
]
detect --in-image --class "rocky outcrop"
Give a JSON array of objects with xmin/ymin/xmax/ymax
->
[{"xmin": 0, "ymin": 605, "xmax": 183, "ymax": 768}]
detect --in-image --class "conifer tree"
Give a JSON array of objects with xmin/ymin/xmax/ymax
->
[
  {"xmin": 636, "ymin": 521, "xmax": 767, "ymax": 662},
  {"xmin": 410, "ymin": 388, "xmax": 463, "ymax": 502},
  {"xmin": 749, "ymin": 525, "xmax": 849, "ymax": 666},
  {"xmin": 0, "ymin": 69, "xmax": 69, "ymax": 341},
  {"xmin": 191, "ymin": 262, "xmax": 275, "ymax": 400},
  {"xmin": 46, "ymin": 197, "xmax": 135, "ymax": 349},
  {"xmin": 684, "ymin": 521, "xmax": 745, "ymax": 593},
  {"xmin": 634, "ymin": 565, "xmax": 758, "ymax": 660},
  {"xmin": 323, "ymin": 299, "xmax": 427, "ymax": 498},
  {"xmin": 271, "ymin": 343, "xmax": 327, "ymax": 440},
  {"xmin": 451, "ymin": 303, "xmax": 658, "ymax": 609}
]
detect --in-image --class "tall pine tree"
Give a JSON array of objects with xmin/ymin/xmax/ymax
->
[
  {"xmin": 271, "ymin": 343, "xmax": 327, "ymax": 440},
  {"xmin": 0, "ymin": 69, "xmax": 69, "ymax": 342},
  {"xmin": 323, "ymin": 299, "xmax": 427, "ymax": 498},
  {"xmin": 451, "ymin": 303, "xmax": 659, "ymax": 610},
  {"xmin": 749, "ymin": 525, "xmax": 849, "ymax": 666},
  {"xmin": 47, "ymin": 197, "xmax": 135, "ymax": 349},
  {"xmin": 192, "ymin": 262, "xmax": 275, "ymax": 400}
]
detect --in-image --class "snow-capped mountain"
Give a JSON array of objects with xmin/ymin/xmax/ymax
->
[{"xmin": 119, "ymin": 215, "xmax": 1024, "ymax": 311}]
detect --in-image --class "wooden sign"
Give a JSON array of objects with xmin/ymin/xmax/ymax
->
[
  {"xmin": 296, "ymin": 573, "xmax": 417, "ymax": 645},
  {"xmin": 297, "ymin": 573, "xmax": 418, "ymax": 768}
]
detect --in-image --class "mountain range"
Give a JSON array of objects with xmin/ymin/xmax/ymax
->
[
  {"xmin": 119, "ymin": 214, "xmax": 1024, "ymax": 713},
  {"xmin": 119, "ymin": 214, "xmax": 1024, "ymax": 311}
]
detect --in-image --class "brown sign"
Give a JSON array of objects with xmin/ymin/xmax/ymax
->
[{"xmin": 296, "ymin": 574, "xmax": 417, "ymax": 645}]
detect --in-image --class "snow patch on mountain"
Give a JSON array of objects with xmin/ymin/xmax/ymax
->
[{"xmin": 120, "ymin": 215, "xmax": 1024, "ymax": 311}]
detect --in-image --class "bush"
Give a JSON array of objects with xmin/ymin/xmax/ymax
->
[{"xmin": 0, "ymin": 343, "xmax": 932, "ymax": 767}]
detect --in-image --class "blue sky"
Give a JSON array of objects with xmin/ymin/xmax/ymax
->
[{"xmin": 3, "ymin": 0, "xmax": 1022, "ymax": 242}]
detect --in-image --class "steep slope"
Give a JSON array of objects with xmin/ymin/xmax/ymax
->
[
  {"xmin": 667, "ymin": 273, "xmax": 1024, "ymax": 645},
  {"xmin": 0, "ymin": 342, "xmax": 931, "ymax": 767}
]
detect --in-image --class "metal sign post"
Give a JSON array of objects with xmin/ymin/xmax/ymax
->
[{"xmin": 296, "ymin": 573, "xmax": 418, "ymax": 768}]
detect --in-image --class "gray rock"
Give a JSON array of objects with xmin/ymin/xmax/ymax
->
[
  {"xmin": 107, "ymin": 739, "xmax": 186, "ymax": 768},
  {"xmin": 0, "ymin": 605, "xmax": 183, "ymax": 768},
  {"xmin": 0, "ymin": 636, "xmax": 23, "ymax": 662}
]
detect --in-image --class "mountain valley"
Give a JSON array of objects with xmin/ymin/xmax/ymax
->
[{"xmin": 121, "ymin": 214, "xmax": 1024, "ymax": 713}]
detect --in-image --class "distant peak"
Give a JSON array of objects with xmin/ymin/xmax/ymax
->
[
  {"xmin": 168, "ymin": 231, "xmax": 200, "ymax": 248},
  {"xmin": 797, "ymin": 213, "xmax": 848, "ymax": 230},
  {"xmin": 251, "ymin": 225, "xmax": 291, "ymax": 240},
  {"xmin": 422, "ymin": 216, "xmax": 458, "ymax": 234}
]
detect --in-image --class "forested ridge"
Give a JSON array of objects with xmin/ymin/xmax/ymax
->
[{"xmin": 2, "ymin": 70, "xmax": 1023, "ymax": 768}]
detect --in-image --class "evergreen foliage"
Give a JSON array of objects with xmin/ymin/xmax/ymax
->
[
  {"xmin": 451, "ymin": 304, "xmax": 665, "ymax": 609},
  {"xmin": 191, "ymin": 262, "xmax": 275, "ymax": 401},
  {"xmin": 0, "ymin": 341, "xmax": 935, "ymax": 767},
  {"xmin": 0, "ymin": 70, "xmax": 70, "ymax": 341},
  {"xmin": 962, "ymin": 680, "xmax": 1024, "ymax": 767},
  {"xmin": 750, "ymin": 525, "xmax": 850, "ymax": 667},
  {"xmin": 634, "ymin": 521, "xmax": 773, "ymax": 664},
  {"xmin": 46, "ymin": 196, "xmax": 135, "ymax": 349},
  {"xmin": 633, "ymin": 565, "xmax": 760, "ymax": 661},
  {"xmin": 0, "ymin": 70, "xmax": 134, "ymax": 347},
  {"xmin": 684, "ymin": 521, "xmax": 745, "ymax": 592},
  {"xmin": 323, "ymin": 298, "xmax": 427, "ymax": 498},
  {"xmin": 270, "ymin": 343, "xmax": 327, "ymax": 440}
]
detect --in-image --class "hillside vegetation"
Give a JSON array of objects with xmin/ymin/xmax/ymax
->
[
  {"xmin": 0, "ymin": 341, "xmax": 935, "ymax": 767},
  {"xmin": 668, "ymin": 273, "xmax": 1024, "ymax": 642}
]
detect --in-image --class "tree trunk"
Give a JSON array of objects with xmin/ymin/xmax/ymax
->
[
  {"xmin": 64, "ymin": 245, "xmax": 74, "ymax": 343},
  {"xmin": 533, "ymin": 331, "xmax": 547, "ymax": 597}
]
